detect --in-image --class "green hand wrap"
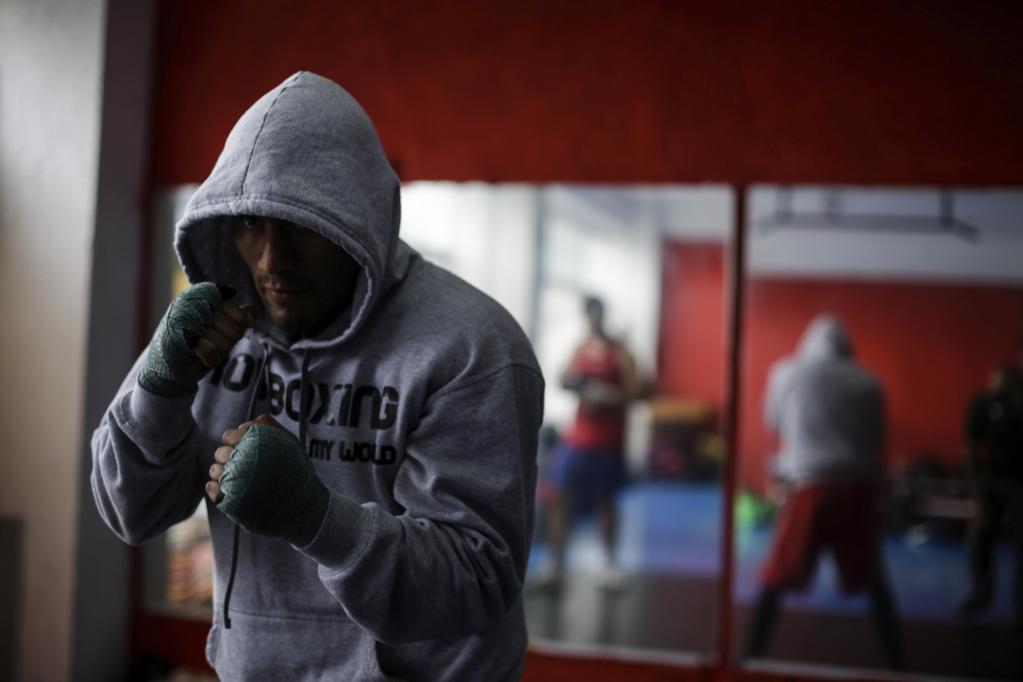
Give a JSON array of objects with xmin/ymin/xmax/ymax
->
[
  {"xmin": 138, "ymin": 282, "xmax": 223, "ymax": 397},
  {"xmin": 218, "ymin": 424, "xmax": 329, "ymax": 547}
]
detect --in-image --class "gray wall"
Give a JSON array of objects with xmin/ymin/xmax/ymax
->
[
  {"xmin": 72, "ymin": 2, "xmax": 156, "ymax": 681},
  {"xmin": 0, "ymin": 1, "xmax": 106, "ymax": 679},
  {"xmin": 0, "ymin": 1, "xmax": 154, "ymax": 679}
]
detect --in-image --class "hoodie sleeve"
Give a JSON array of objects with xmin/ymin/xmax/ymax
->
[
  {"xmin": 298, "ymin": 362, "xmax": 543, "ymax": 643},
  {"xmin": 91, "ymin": 350, "xmax": 206, "ymax": 545}
]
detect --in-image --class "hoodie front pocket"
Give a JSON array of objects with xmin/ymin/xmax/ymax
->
[{"xmin": 209, "ymin": 609, "xmax": 395, "ymax": 680}]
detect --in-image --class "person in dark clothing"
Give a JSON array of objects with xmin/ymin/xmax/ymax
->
[{"xmin": 959, "ymin": 364, "xmax": 1023, "ymax": 630}]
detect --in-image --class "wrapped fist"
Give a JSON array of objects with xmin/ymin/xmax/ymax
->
[
  {"xmin": 139, "ymin": 282, "xmax": 256, "ymax": 397},
  {"xmin": 208, "ymin": 414, "xmax": 329, "ymax": 547}
]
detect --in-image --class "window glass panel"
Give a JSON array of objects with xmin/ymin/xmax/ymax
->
[
  {"xmin": 735, "ymin": 186, "xmax": 1023, "ymax": 679},
  {"xmin": 144, "ymin": 182, "xmax": 734, "ymax": 663}
]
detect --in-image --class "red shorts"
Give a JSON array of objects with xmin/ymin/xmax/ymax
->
[{"xmin": 760, "ymin": 481, "xmax": 882, "ymax": 594}]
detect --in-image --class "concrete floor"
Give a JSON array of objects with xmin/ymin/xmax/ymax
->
[{"xmin": 525, "ymin": 482, "xmax": 1019, "ymax": 679}]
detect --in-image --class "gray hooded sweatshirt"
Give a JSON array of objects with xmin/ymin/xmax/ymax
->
[
  {"xmin": 92, "ymin": 72, "xmax": 544, "ymax": 681},
  {"xmin": 763, "ymin": 314, "xmax": 885, "ymax": 484}
]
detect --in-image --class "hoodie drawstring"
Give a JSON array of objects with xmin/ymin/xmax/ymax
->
[
  {"xmin": 298, "ymin": 349, "xmax": 312, "ymax": 450},
  {"xmin": 223, "ymin": 342, "xmax": 272, "ymax": 629},
  {"xmin": 222, "ymin": 525, "xmax": 241, "ymax": 629}
]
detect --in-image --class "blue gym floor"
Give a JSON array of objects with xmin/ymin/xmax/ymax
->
[{"xmin": 526, "ymin": 481, "xmax": 1015, "ymax": 623}]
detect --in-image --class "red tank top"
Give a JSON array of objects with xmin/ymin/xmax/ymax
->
[{"xmin": 564, "ymin": 339, "xmax": 628, "ymax": 451}]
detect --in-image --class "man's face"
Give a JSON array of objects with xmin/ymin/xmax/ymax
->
[{"xmin": 232, "ymin": 216, "xmax": 359, "ymax": 340}]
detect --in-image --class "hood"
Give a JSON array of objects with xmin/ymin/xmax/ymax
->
[
  {"xmin": 174, "ymin": 71, "xmax": 402, "ymax": 351},
  {"xmin": 796, "ymin": 313, "xmax": 854, "ymax": 361}
]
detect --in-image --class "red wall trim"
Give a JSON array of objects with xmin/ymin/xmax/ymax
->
[
  {"xmin": 152, "ymin": 1, "xmax": 1023, "ymax": 186},
  {"xmin": 128, "ymin": 617, "xmax": 904, "ymax": 682},
  {"xmin": 133, "ymin": 612, "xmax": 212, "ymax": 673}
]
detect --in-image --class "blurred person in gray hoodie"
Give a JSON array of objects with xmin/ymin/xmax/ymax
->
[
  {"xmin": 91, "ymin": 71, "xmax": 544, "ymax": 681},
  {"xmin": 742, "ymin": 314, "xmax": 902, "ymax": 670}
]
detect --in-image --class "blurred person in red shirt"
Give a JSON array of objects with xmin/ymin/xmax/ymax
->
[{"xmin": 539, "ymin": 296, "xmax": 641, "ymax": 586}]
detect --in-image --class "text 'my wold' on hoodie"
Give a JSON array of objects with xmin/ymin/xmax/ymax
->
[{"xmin": 91, "ymin": 71, "xmax": 545, "ymax": 681}]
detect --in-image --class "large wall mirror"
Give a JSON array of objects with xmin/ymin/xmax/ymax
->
[
  {"xmin": 143, "ymin": 182, "xmax": 734, "ymax": 661},
  {"xmin": 734, "ymin": 186, "xmax": 1023, "ymax": 679},
  {"xmin": 405, "ymin": 184, "xmax": 734, "ymax": 658},
  {"xmin": 141, "ymin": 182, "xmax": 1023, "ymax": 677}
]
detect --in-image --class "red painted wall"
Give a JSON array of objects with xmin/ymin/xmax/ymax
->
[
  {"xmin": 738, "ymin": 278, "xmax": 1023, "ymax": 492},
  {"xmin": 658, "ymin": 242, "xmax": 727, "ymax": 406},
  {"xmin": 656, "ymin": 243, "xmax": 1023, "ymax": 493},
  {"xmin": 151, "ymin": 1, "xmax": 1023, "ymax": 186}
]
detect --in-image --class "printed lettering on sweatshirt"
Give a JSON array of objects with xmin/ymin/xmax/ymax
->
[{"xmin": 209, "ymin": 353, "xmax": 401, "ymax": 466}]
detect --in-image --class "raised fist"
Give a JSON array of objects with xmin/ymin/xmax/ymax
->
[{"xmin": 138, "ymin": 282, "xmax": 257, "ymax": 397}]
